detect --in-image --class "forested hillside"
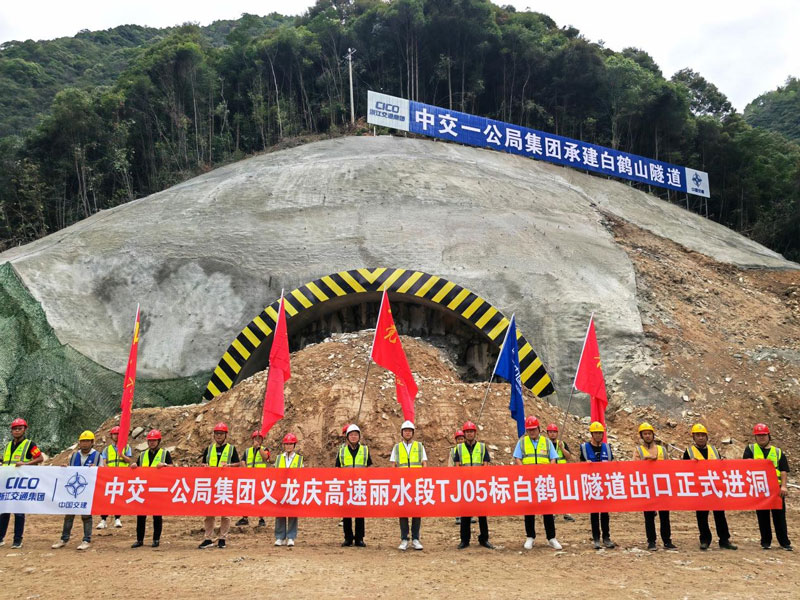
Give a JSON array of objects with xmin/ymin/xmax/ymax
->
[
  {"xmin": 1, "ymin": 0, "xmax": 799, "ymax": 260},
  {"xmin": 745, "ymin": 77, "xmax": 800, "ymax": 144}
]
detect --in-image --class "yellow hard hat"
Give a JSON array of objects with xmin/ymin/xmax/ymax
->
[
  {"xmin": 79, "ymin": 430, "xmax": 95, "ymax": 441},
  {"xmin": 638, "ymin": 422, "xmax": 655, "ymax": 434},
  {"xmin": 691, "ymin": 424, "xmax": 708, "ymax": 435},
  {"xmin": 589, "ymin": 421, "xmax": 605, "ymax": 433}
]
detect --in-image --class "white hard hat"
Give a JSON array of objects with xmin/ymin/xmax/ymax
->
[
  {"xmin": 346, "ymin": 424, "xmax": 361, "ymax": 435},
  {"xmin": 400, "ymin": 420, "xmax": 415, "ymax": 430}
]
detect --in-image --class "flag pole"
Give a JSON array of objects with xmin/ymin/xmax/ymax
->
[
  {"xmin": 355, "ymin": 290, "xmax": 387, "ymax": 423},
  {"xmin": 560, "ymin": 312, "xmax": 594, "ymax": 433},
  {"xmin": 478, "ymin": 314, "xmax": 514, "ymax": 423}
]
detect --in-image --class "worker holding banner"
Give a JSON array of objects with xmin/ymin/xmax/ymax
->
[
  {"xmin": 129, "ymin": 429, "xmax": 172, "ymax": 548},
  {"xmin": 455, "ymin": 420, "xmax": 494, "ymax": 549},
  {"xmin": 0, "ymin": 418, "xmax": 43, "ymax": 549},
  {"xmin": 98, "ymin": 425, "xmax": 131, "ymax": 530},
  {"xmin": 52, "ymin": 430, "xmax": 100, "ymax": 551},
  {"xmin": 513, "ymin": 416, "xmax": 562, "ymax": 550},
  {"xmin": 546, "ymin": 423, "xmax": 576, "ymax": 522},
  {"xmin": 683, "ymin": 424, "xmax": 737, "ymax": 550},
  {"xmin": 274, "ymin": 432, "xmax": 303, "ymax": 546},
  {"xmin": 336, "ymin": 424, "xmax": 371, "ymax": 546},
  {"xmin": 390, "ymin": 420, "xmax": 427, "ymax": 551},
  {"xmin": 198, "ymin": 422, "xmax": 240, "ymax": 549},
  {"xmin": 580, "ymin": 421, "xmax": 616, "ymax": 549},
  {"xmin": 636, "ymin": 422, "xmax": 676, "ymax": 551},
  {"xmin": 745, "ymin": 423, "xmax": 792, "ymax": 551},
  {"xmin": 236, "ymin": 431, "xmax": 270, "ymax": 528}
]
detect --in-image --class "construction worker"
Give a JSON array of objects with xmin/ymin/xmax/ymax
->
[
  {"xmin": 744, "ymin": 423, "xmax": 792, "ymax": 550},
  {"xmin": 336, "ymin": 424, "xmax": 371, "ymax": 547},
  {"xmin": 390, "ymin": 420, "xmax": 428, "ymax": 551},
  {"xmin": 274, "ymin": 432, "xmax": 303, "ymax": 546},
  {"xmin": 98, "ymin": 425, "xmax": 132, "ymax": 530},
  {"xmin": 546, "ymin": 423, "xmax": 575, "ymax": 522},
  {"xmin": 454, "ymin": 420, "xmax": 494, "ymax": 549},
  {"xmin": 450, "ymin": 430, "xmax": 465, "ymax": 525},
  {"xmin": 636, "ymin": 422, "xmax": 676, "ymax": 550},
  {"xmin": 580, "ymin": 421, "xmax": 616, "ymax": 549},
  {"xmin": 514, "ymin": 416, "xmax": 562, "ymax": 550},
  {"xmin": 198, "ymin": 422, "xmax": 240, "ymax": 549},
  {"xmin": 0, "ymin": 418, "xmax": 43, "ymax": 549},
  {"xmin": 683, "ymin": 424, "xmax": 737, "ymax": 550},
  {"xmin": 129, "ymin": 429, "xmax": 173, "ymax": 547},
  {"xmin": 235, "ymin": 430, "xmax": 270, "ymax": 528},
  {"xmin": 52, "ymin": 430, "xmax": 100, "ymax": 551}
]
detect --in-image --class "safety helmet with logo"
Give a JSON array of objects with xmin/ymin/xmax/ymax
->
[
  {"xmin": 213, "ymin": 422, "xmax": 229, "ymax": 433},
  {"xmin": 753, "ymin": 423, "xmax": 770, "ymax": 435},
  {"xmin": 400, "ymin": 420, "xmax": 415, "ymax": 431},
  {"xmin": 638, "ymin": 422, "xmax": 655, "ymax": 434},
  {"xmin": 462, "ymin": 421, "xmax": 477, "ymax": 432},
  {"xmin": 346, "ymin": 424, "xmax": 361, "ymax": 435},
  {"xmin": 146, "ymin": 429, "xmax": 162, "ymax": 440},
  {"xmin": 110, "ymin": 426, "xmax": 121, "ymax": 435},
  {"xmin": 283, "ymin": 433, "xmax": 298, "ymax": 445},
  {"xmin": 589, "ymin": 421, "xmax": 605, "ymax": 433},
  {"xmin": 525, "ymin": 416, "xmax": 540, "ymax": 430},
  {"xmin": 691, "ymin": 424, "xmax": 708, "ymax": 435},
  {"xmin": 79, "ymin": 430, "xmax": 95, "ymax": 441},
  {"xmin": 454, "ymin": 430, "xmax": 465, "ymax": 440},
  {"xmin": 251, "ymin": 430, "xmax": 264, "ymax": 439},
  {"xmin": 546, "ymin": 423, "xmax": 559, "ymax": 433},
  {"xmin": 10, "ymin": 418, "xmax": 27, "ymax": 429}
]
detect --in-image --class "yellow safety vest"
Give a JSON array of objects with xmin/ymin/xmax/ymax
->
[
  {"xmin": 394, "ymin": 441, "xmax": 423, "ymax": 468},
  {"xmin": 208, "ymin": 443, "xmax": 233, "ymax": 467},
  {"xmin": 245, "ymin": 447, "xmax": 268, "ymax": 468},
  {"xmin": 141, "ymin": 448, "xmax": 164, "ymax": 468},
  {"xmin": 520, "ymin": 436, "xmax": 550, "ymax": 465},
  {"xmin": 2, "ymin": 439, "xmax": 31, "ymax": 465},
  {"xmin": 690, "ymin": 444, "xmax": 720, "ymax": 460},
  {"xmin": 457, "ymin": 442, "xmax": 485, "ymax": 467},
  {"xmin": 339, "ymin": 444, "xmax": 369, "ymax": 467},
  {"xmin": 106, "ymin": 444, "xmax": 131, "ymax": 467},
  {"xmin": 637, "ymin": 444, "xmax": 665, "ymax": 460},
  {"xmin": 276, "ymin": 453, "xmax": 303, "ymax": 468},
  {"xmin": 553, "ymin": 440, "xmax": 567, "ymax": 464},
  {"xmin": 751, "ymin": 444, "xmax": 783, "ymax": 483}
]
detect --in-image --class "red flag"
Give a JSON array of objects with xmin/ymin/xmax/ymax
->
[
  {"xmin": 261, "ymin": 295, "xmax": 291, "ymax": 436},
  {"xmin": 371, "ymin": 290, "xmax": 418, "ymax": 422},
  {"xmin": 117, "ymin": 305, "xmax": 140, "ymax": 454},
  {"xmin": 574, "ymin": 315, "xmax": 608, "ymax": 441}
]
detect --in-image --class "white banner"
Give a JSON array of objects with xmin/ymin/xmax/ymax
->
[
  {"xmin": 0, "ymin": 466, "xmax": 95, "ymax": 515},
  {"xmin": 367, "ymin": 90, "xmax": 410, "ymax": 131}
]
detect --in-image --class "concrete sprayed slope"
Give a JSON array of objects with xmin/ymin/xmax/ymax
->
[{"xmin": 0, "ymin": 136, "xmax": 795, "ymax": 405}]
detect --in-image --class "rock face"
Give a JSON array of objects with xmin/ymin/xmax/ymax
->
[{"xmin": 0, "ymin": 136, "xmax": 796, "ymax": 448}]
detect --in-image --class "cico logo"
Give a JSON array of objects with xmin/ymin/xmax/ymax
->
[
  {"xmin": 6, "ymin": 477, "xmax": 40, "ymax": 490},
  {"xmin": 375, "ymin": 102, "xmax": 400, "ymax": 114}
]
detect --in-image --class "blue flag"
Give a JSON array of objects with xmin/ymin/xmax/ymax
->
[{"xmin": 493, "ymin": 315, "xmax": 525, "ymax": 437}]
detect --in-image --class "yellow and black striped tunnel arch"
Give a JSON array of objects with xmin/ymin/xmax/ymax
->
[{"xmin": 204, "ymin": 268, "xmax": 554, "ymax": 400}]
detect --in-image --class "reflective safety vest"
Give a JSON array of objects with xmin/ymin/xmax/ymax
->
[
  {"xmin": 750, "ymin": 444, "xmax": 783, "ymax": 483},
  {"xmin": 581, "ymin": 442, "xmax": 611, "ymax": 462},
  {"xmin": 339, "ymin": 444, "xmax": 369, "ymax": 467},
  {"xmin": 394, "ymin": 441, "xmax": 423, "ymax": 468},
  {"xmin": 105, "ymin": 444, "xmax": 131, "ymax": 467},
  {"xmin": 553, "ymin": 440, "xmax": 568, "ymax": 464},
  {"xmin": 276, "ymin": 453, "xmax": 303, "ymax": 468},
  {"xmin": 141, "ymin": 448, "xmax": 164, "ymax": 468},
  {"xmin": 636, "ymin": 444, "xmax": 665, "ymax": 460},
  {"xmin": 690, "ymin": 444, "xmax": 720, "ymax": 460},
  {"xmin": 3, "ymin": 439, "xmax": 31, "ymax": 465},
  {"xmin": 520, "ymin": 436, "xmax": 550, "ymax": 465},
  {"xmin": 457, "ymin": 442, "xmax": 485, "ymax": 467},
  {"xmin": 245, "ymin": 447, "xmax": 268, "ymax": 468},
  {"xmin": 70, "ymin": 450, "xmax": 100, "ymax": 467},
  {"xmin": 208, "ymin": 443, "xmax": 233, "ymax": 467}
]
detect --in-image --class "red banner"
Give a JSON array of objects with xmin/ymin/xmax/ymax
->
[{"xmin": 92, "ymin": 460, "xmax": 781, "ymax": 517}]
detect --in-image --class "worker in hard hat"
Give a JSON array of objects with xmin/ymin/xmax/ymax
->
[
  {"xmin": 390, "ymin": 420, "xmax": 428, "ymax": 551},
  {"xmin": 129, "ymin": 429, "xmax": 173, "ymax": 548},
  {"xmin": 235, "ymin": 430, "xmax": 271, "ymax": 528},
  {"xmin": 513, "ymin": 416, "xmax": 562, "ymax": 550},
  {"xmin": 683, "ymin": 424, "xmax": 737, "ymax": 550},
  {"xmin": 449, "ymin": 429, "xmax": 466, "ymax": 525},
  {"xmin": 744, "ymin": 423, "xmax": 792, "ymax": 550},
  {"xmin": 274, "ymin": 432, "xmax": 303, "ymax": 547},
  {"xmin": 198, "ymin": 422, "xmax": 240, "ymax": 549},
  {"xmin": 546, "ymin": 423, "xmax": 575, "ymax": 522},
  {"xmin": 52, "ymin": 430, "xmax": 100, "ymax": 551},
  {"xmin": 98, "ymin": 425, "xmax": 132, "ymax": 530},
  {"xmin": 336, "ymin": 424, "xmax": 371, "ymax": 546},
  {"xmin": 580, "ymin": 421, "xmax": 616, "ymax": 549},
  {"xmin": 454, "ymin": 420, "xmax": 494, "ymax": 549},
  {"xmin": 0, "ymin": 418, "xmax": 43, "ymax": 549},
  {"xmin": 636, "ymin": 422, "xmax": 676, "ymax": 551}
]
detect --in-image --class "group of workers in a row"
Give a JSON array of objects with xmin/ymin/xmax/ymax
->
[{"xmin": 0, "ymin": 416, "xmax": 791, "ymax": 553}]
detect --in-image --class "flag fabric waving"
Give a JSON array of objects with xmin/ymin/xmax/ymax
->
[
  {"xmin": 261, "ymin": 294, "xmax": 291, "ymax": 436},
  {"xmin": 371, "ymin": 290, "xmax": 418, "ymax": 422},
  {"xmin": 493, "ymin": 315, "xmax": 526, "ymax": 437},
  {"xmin": 117, "ymin": 305, "xmax": 140, "ymax": 454},
  {"xmin": 574, "ymin": 315, "xmax": 608, "ymax": 439}
]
